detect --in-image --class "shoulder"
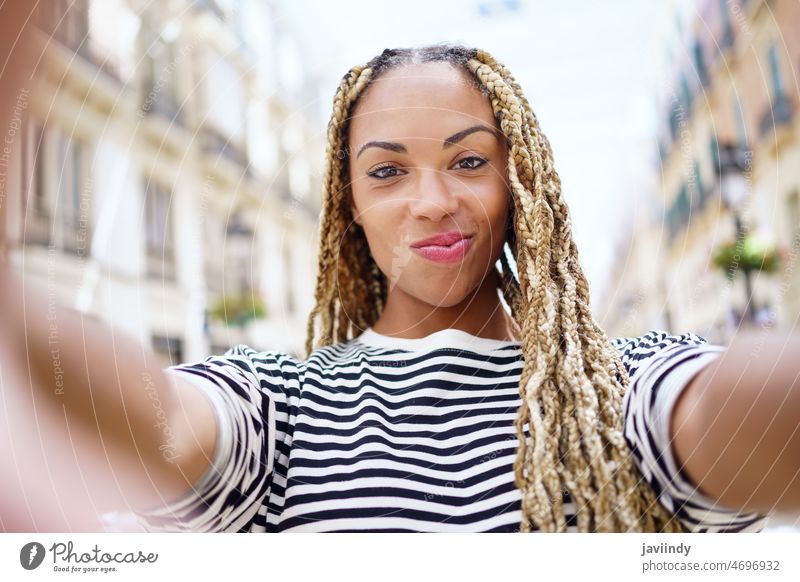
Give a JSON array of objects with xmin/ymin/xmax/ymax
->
[
  {"xmin": 222, "ymin": 343, "xmax": 303, "ymax": 370},
  {"xmin": 166, "ymin": 343, "xmax": 304, "ymax": 398},
  {"xmin": 613, "ymin": 331, "xmax": 768, "ymax": 531},
  {"xmin": 610, "ymin": 329, "xmax": 713, "ymax": 380},
  {"xmin": 173, "ymin": 338, "xmax": 388, "ymax": 391},
  {"xmin": 211, "ymin": 340, "xmax": 376, "ymax": 387},
  {"xmin": 610, "ymin": 328, "xmax": 710, "ymax": 352}
]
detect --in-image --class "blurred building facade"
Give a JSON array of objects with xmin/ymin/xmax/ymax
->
[
  {"xmin": 3, "ymin": 0, "xmax": 325, "ymax": 364},
  {"xmin": 603, "ymin": 0, "xmax": 800, "ymax": 344}
]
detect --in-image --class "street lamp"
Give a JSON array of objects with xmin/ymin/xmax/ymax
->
[{"xmin": 715, "ymin": 142, "xmax": 755, "ymax": 323}]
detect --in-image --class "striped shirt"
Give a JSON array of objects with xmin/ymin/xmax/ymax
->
[{"xmin": 129, "ymin": 327, "xmax": 771, "ymax": 533}]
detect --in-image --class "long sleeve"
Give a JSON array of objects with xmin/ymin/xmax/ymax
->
[
  {"xmin": 131, "ymin": 344, "xmax": 284, "ymax": 532},
  {"xmin": 613, "ymin": 330, "xmax": 771, "ymax": 533}
]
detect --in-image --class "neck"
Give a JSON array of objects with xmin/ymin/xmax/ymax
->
[{"xmin": 371, "ymin": 270, "xmax": 521, "ymax": 341}]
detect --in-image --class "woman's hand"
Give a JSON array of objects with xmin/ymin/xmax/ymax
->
[
  {"xmin": 0, "ymin": 262, "xmax": 218, "ymax": 531},
  {"xmin": 671, "ymin": 325, "xmax": 800, "ymax": 516}
]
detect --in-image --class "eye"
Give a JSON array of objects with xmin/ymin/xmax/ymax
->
[
  {"xmin": 455, "ymin": 156, "xmax": 488, "ymax": 170},
  {"xmin": 367, "ymin": 163, "xmax": 404, "ymax": 180}
]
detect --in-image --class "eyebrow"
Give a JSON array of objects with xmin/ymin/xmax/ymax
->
[{"xmin": 355, "ymin": 125, "xmax": 501, "ymax": 159}]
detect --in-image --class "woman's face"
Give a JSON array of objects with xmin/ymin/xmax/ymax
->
[{"xmin": 347, "ymin": 61, "xmax": 511, "ymax": 309}]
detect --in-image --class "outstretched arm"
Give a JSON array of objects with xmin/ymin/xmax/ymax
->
[
  {"xmin": 671, "ymin": 326, "xmax": 800, "ymax": 515},
  {"xmin": 0, "ymin": 1, "xmax": 221, "ymax": 531},
  {"xmin": 0, "ymin": 262, "xmax": 218, "ymax": 529},
  {"xmin": 0, "ymin": 265, "xmax": 216, "ymax": 524}
]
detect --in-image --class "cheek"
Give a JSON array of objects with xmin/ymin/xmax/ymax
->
[
  {"xmin": 473, "ymin": 182, "xmax": 510, "ymax": 248},
  {"xmin": 349, "ymin": 203, "xmax": 393, "ymax": 266}
]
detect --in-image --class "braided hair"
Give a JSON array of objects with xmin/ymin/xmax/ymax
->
[{"xmin": 304, "ymin": 43, "xmax": 688, "ymax": 533}]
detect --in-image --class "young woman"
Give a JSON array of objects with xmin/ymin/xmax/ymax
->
[{"xmin": 2, "ymin": 43, "xmax": 798, "ymax": 533}]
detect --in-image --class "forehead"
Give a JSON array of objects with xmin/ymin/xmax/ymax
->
[{"xmin": 348, "ymin": 61, "xmax": 497, "ymax": 144}]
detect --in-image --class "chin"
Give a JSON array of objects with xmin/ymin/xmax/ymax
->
[{"xmin": 417, "ymin": 283, "xmax": 475, "ymax": 308}]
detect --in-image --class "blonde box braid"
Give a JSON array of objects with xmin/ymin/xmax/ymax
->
[{"xmin": 304, "ymin": 44, "xmax": 688, "ymax": 533}]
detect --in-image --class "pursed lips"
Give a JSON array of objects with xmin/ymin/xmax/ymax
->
[
  {"xmin": 410, "ymin": 230, "xmax": 474, "ymax": 248},
  {"xmin": 408, "ymin": 232, "xmax": 475, "ymax": 264}
]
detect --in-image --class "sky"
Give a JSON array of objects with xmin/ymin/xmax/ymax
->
[{"xmin": 276, "ymin": 0, "xmax": 675, "ymax": 303}]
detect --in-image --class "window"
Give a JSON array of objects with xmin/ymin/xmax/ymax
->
[
  {"xmin": 759, "ymin": 42, "xmax": 793, "ymax": 137},
  {"xmin": 144, "ymin": 179, "xmax": 176, "ymax": 281},
  {"xmin": 668, "ymin": 106, "xmax": 681, "ymax": 140},
  {"xmin": 36, "ymin": 0, "xmax": 90, "ymax": 55},
  {"xmin": 22, "ymin": 123, "xmax": 91, "ymax": 254},
  {"xmin": 224, "ymin": 213, "xmax": 254, "ymax": 294},
  {"xmin": 691, "ymin": 161, "xmax": 706, "ymax": 208},
  {"xmin": 667, "ymin": 184, "xmax": 691, "ymax": 240},
  {"xmin": 693, "ymin": 41, "xmax": 709, "ymax": 87},
  {"xmin": 204, "ymin": 217, "xmax": 225, "ymax": 296},
  {"xmin": 709, "ymin": 134, "xmax": 720, "ymax": 169},
  {"xmin": 140, "ymin": 14, "xmax": 181, "ymax": 121},
  {"xmin": 768, "ymin": 42, "xmax": 784, "ymax": 98},
  {"xmin": 786, "ymin": 191, "xmax": 800, "ymax": 287},
  {"xmin": 23, "ymin": 123, "xmax": 48, "ymax": 211},
  {"xmin": 200, "ymin": 51, "xmax": 246, "ymax": 164},
  {"xmin": 21, "ymin": 122, "xmax": 49, "ymax": 246},
  {"xmin": 677, "ymin": 185, "xmax": 690, "ymax": 223},
  {"xmin": 283, "ymin": 242, "xmax": 295, "ymax": 316},
  {"xmin": 150, "ymin": 335, "xmax": 183, "ymax": 368},
  {"xmin": 719, "ymin": 0, "xmax": 733, "ymax": 49},
  {"xmin": 788, "ymin": 190, "xmax": 800, "ymax": 241},
  {"xmin": 57, "ymin": 133, "xmax": 86, "ymax": 249},
  {"xmin": 734, "ymin": 101, "xmax": 748, "ymax": 149},
  {"xmin": 679, "ymin": 74, "xmax": 693, "ymax": 113}
]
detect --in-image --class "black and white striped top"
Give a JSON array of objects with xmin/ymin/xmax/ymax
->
[{"xmin": 131, "ymin": 327, "xmax": 771, "ymax": 532}]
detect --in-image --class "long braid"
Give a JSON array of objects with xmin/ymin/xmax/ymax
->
[
  {"xmin": 304, "ymin": 43, "xmax": 688, "ymax": 533},
  {"xmin": 305, "ymin": 65, "xmax": 373, "ymax": 354}
]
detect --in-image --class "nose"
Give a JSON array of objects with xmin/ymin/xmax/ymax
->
[{"xmin": 408, "ymin": 168, "xmax": 459, "ymax": 221}]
